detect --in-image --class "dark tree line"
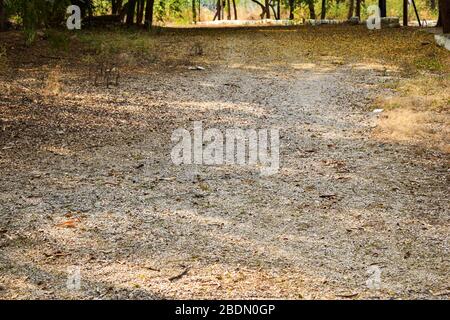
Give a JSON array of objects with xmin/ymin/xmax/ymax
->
[{"xmin": 0, "ymin": 0, "xmax": 450, "ymax": 33}]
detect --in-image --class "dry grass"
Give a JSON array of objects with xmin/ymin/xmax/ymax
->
[
  {"xmin": 0, "ymin": 44, "xmax": 7, "ymax": 74},
  {"xmin": 43, "ymin": 65, "xmax": 62, "ymax": 96},
  {"xmin": 374, "ymin": 74, "xmax": 449, "ymax": 152},
  {"xmin": 374, "ymin": 108, "xmax": 449, "ymax": 153}
]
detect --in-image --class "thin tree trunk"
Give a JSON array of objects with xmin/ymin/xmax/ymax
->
[
  {"xmin": 227, "ymin": 0, "xmax": 231, "ymax": 20},
  {"xmin": 137, "ymin": 0, "xmax": 145, "ymax": 25},
  {"xmin": 144, "ymin": 0, "xmax": 154, "ymax": 29},
  {"xmin": 112, "ymin": 0, "xmax": 117, "ymax": 14},
  {"xmin": 192, "ymin": 0, "xmax": 197, "ymax": 23},
  {"xmin": 126, "ymin": 0, "xmax": 137, "ymax": 26},
  {"xmin": 250, "ymin": 0, "xmax": 267, "ymax": 19},
  {"xmin": 270, "ymin": 4, "xmax": 278, "ymax": 19},
  {"xmin": 440, "ymin": 0, "xmax": 450, "ymax": 33},
  {"xmin": 222, "ymin": 0, "xmax": 225, "ymax": 20},
  {"xmin": 277, "ymin": 0, "xmax": 281, "ymax": 20},
  {"xmin": 214, "ymin": 0, "xmax": 221, "ymax": 20},
  {"xmin": 430, "ymin": 0, "xmax": 436, "ymax": 10},
  {"xmin": 348, "ymin": 0, "xmax": 354, "ymax": 20},
  {"xmin": 355, "ymin": 0, "xmax": 361, "ymax": 18},
  {"xmin": 379, "ymin": 0, "xmax": 386, "ymax": 17},
  {"xmin": 403, "ymin": 0, "xmax": 408, "ymax": 26},
  {"xmin": 437, "ymin": 3, "xmax": 442, "ymax": 26},
  {"xmin": 232, "ymin": 0, "xmax": 238, "ymax": 20},
  {"xmin": 265, "ymin": 0, "xmax": 271, "ymax": 18},
  {"xmin": 289, "ymin": 0, "xmax": 295, "ymax": 20},
  {"xmin": 112, "ymin": 0, "xmax": 123, "ymax": 15},
  {"xmin": 308, "ymin": 0, "xmax": 316, "ymax": 19},
  {"xmin": 0, "ymin": 0, "xmax": 5, "ymax": 31},
  {"xmin": 321, "ymin": 0, "xmax": 326, "ymax": 19}
]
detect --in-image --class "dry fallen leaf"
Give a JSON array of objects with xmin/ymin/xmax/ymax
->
[{"xmin": 55, "ymin": 218, "xmax": 81, "ymax": 228}]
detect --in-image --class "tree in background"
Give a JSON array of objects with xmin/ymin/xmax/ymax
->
[
  {"xmin": 4, "ymin": 0, "xmax": 70, "ymax": 42},
  {"xmin": 112, "ymin": 0, "xmax": 124, "ymax": 15},
  {"xmin": 306, "ymin": 0, "xmax": 315, "ymax": 19},
  {"xmin": 265, "ymin": 0, "xmax": 270, "ymax": 18},
  {"xmin": 439, "ymin": 0, "xmax": 450, "ymax": 33},
  {"xmin": 0, "ymin": 0, "xmax": 5, "ymax": 31},
  {"xmin": 320, "ymin": 0, "xmax": 326, "ymax": 19},
  {"xmin": 192, "ymin": 0, "xmax": 196, "ymax": 22},
  {"xmin": 144, "ymin": 0, "xmax": 155, "ymax": 28},
  {"xmin": 379, "ymin": 0, "xmax": 386, "ymax": 17},
  {"xmin": 137, "ymin": 0, "xmax": 145, "ymax": 24},
  {"xmin": 347, "ymin": 0, "xmax": 354, "ymax": 19},
  {"xmin": 126, "ymin": 0, "xmax": 137, "ymax": 25},
  {"xmin": 430, "ymin": 0, "xmax": 436, "ymax": 10},
  {"xmin": 288, "ymin": 0, "xmax": 295, "ymax": 20},
  {"xmin": 355, "ymin": 0, "xmax": 361, "ymax": 18}
]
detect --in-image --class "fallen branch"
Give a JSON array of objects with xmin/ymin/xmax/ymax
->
[{"xmin": 169, "ymin": 266, "xmax": 190, "ymax": 282}]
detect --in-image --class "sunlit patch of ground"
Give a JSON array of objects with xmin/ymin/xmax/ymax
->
[{"xmin": 373, "ymin": 75, "xmax": 449, "ymax": 152}]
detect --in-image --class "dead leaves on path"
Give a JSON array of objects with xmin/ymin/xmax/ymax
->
[
  {"xmin": 55, "ymin": 219, "xmax": 80, "ymax": 228},
  {"xmin": 55, "ymin": 213, "xmax": 83, "ymax": 229}
]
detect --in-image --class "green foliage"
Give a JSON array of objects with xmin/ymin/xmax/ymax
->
[
  {"xmin": 92, "ymin": 0, "xmax": 111, "ymax": 15},
  {"xmin": 5, "ymin": 0, "xmax": 70, "ymax": 44},
  {"xmin": 154, "ymin": 0, "xmax": 187, "ymax": 23}
]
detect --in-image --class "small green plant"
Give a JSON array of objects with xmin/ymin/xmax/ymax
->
[{"xmin": 414, "ymin": 56, "xmax": 442, "ymax": 72}]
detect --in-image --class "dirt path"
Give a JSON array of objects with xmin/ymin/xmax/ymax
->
[{"xmin": 0, "ymin": 58, "xmax": 449, "ymax": 299}]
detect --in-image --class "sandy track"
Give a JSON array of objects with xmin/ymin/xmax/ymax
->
[{"xmin": 0, "ymin": 61, "xmax": 449, "ymax": 299}]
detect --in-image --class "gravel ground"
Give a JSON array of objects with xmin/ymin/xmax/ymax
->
[{"xmin": 0, "ymin": 34, "xmax": 449, "ymax": 299}]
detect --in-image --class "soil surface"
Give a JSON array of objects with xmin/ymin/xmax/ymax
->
[{"xmin": 0, "ymin": 28, "xmax": 449, "ymax": 300}]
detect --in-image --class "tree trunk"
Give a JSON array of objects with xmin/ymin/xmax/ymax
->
[
  {"xmin": 436, "ymin": 0, "xmax": 442, "ymax": 27},
  {"xmin": 222, "ymin": 0, "xmax": 225, "ymax": 20},
  {"xmin": 270, "ymin": 4, "xmax": 278, "ymax": 19},
  {"xmin": 355, "ymin": 0, "xmax": 361, "ymax": 18},
  {"xmin": 321, "ymin": 0, "xmax": 326, "ymax": 19},
  {"xmin": 214, "ymin": 0, "xmax": 221, "ymax": 20},
  {"xmin": 0, "ymin": 0, "xmax": 5, "ymax": 31},
  {"xmin": 250, "ymin": 0, "xmax": 267, "ymax": 19},
  {"xmin": 379, "ymin": 0, "xmax": 386, "ymax": 17},
  {"xmin": 440, "ymin": 0, "xmax": 450, "ymax": 33},
  {"xmin": 227, "ymin": 0, "xmax": 231, "ymax": 20},
  {"xmin": 192, "ymin": 0, "xmax": 197, "ymax": 23},
  {"xmin": 348, "ymin": 0, "xmax": 354, "ymax": 20},
  {"xmin": 137, "ymin": 0, "xmax": 145, "ymax": 25},
  {"xmin": 430, "ymin": 0, "xmax": 436, "ymax": 10},
  {"xmin": 403, "ymin": 0, "xmax": 408, "ymax": 26},
  {"xmin": 232, "ymin": 0, "xmax": 238, "ymax": 20},
  {"xmin": 308, "ymin": 0, "xmax": 316, "ymax": 19},
  {"xmin": 277, "ymin": 0, "xmax": 281, "ymax": 20},
  {"xmin": 126, "ymin": 0, "xmax": 137, "ymax": 26},
  {"xmin": 265, "ymin": 0, "xmax": 271, "ymax": 18},
  {"xmin": 144, "ymin": 0, "xmax": 154, "ymax": 29},
  {"xmin": 112, "ymin": 0, "xmax": 123, "ymax": 15},
  {"xmin": 289, "ymin": 0, "xmax": 295, "ymax": 20},
  {"xmin": 112, "ymin": 0, "xmax": 117, "ymax": 15}
]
